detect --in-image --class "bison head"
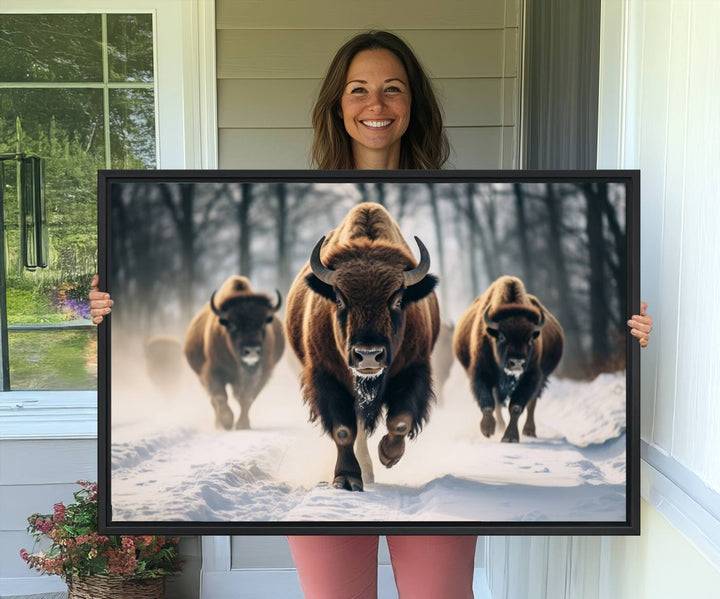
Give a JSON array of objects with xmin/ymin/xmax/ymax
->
[
  {"xmin": 210, "ymin": 290, "xmax": 281, "ymax": 369},
  {"xmin": 305, "ymin": 236, "xmax": 436, "ymax": 392},
  {"xmin": 484, "ymin": 304, "xmax": 545, "ymax": 378}
]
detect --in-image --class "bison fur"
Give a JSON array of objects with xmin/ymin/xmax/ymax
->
[
  {"xmin": 453, "ymin": 276, "xmax": 564, "ymax": 442},
  {"xmin": 285, "ymin": 203, "xmax": 440, "ymax": 491},
  {"xmin": 184, "ymin": 275, "xmax": 284, "ymax": 430}
]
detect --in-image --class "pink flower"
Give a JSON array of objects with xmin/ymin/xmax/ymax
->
[
  {"xmin": 107, "ymin": 548, "xmax": 137, "ymax": 576},
  {"xmin": 19, "ymin": 548, "xmax": 29, "ymax": 562},
  {"xmin": 53, "ymin": 502, "xmax": 66, "ymax": 522},
  {"xmin": 121, "ymin": 537, "xmax": 135, "ymax": 549},
  {"xmin": 34, "ymin": 518, "xmax": 54, "ymax": 534}
]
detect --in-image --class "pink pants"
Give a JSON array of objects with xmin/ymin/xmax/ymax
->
[{"xmin": 287, "ymin": 535, "xmax": 477, "ymax": 599}]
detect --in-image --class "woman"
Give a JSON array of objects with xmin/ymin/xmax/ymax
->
[{"xmin": 90, "ymin": 30, "xmax": 653, "ymax": 598}]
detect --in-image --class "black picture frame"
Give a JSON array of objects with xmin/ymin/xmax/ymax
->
[{"xmin": 98, "ymin": 169, "xmax": 640, "ymax": 536}]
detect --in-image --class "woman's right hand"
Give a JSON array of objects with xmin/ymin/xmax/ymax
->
[{"xmin": 89, "ymin": 274, "xmax": 113, "ymax": 324}]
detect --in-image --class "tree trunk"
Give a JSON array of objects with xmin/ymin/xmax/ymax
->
[
  {"xmin": 238, "ymin": 183, "xmax": 253, "ymax": 276},
  {"xmin": 427, "ymin": 183, "xmax": 448, "ymax": 315},
  {"xmin": 513, "ymin": 183, "xmax": 535, "ymax": 290},
  {"xmin": 276, "ymin": 183, "xmax": 291, "ymax": 292},
  {"xmin": 465, "ymin": 183, "xmax": 480, "ymax": 298},
  {"xmin": 587, "ymin": 183, "xmax": 609, "ymax": 371},
  {"xmin": 544, "ymin": 183, "xmax": 587, "ymax": 376}
]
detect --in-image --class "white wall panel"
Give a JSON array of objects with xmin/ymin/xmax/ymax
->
[
  {"xmin": 653, "ymin": 0, "xmax": 690, "ymax": 462},
  {"xmin": 635, "ymin": 0, "xmax": 674, "ymax": 451},
  {"xmin": 672, "ymin": 2, "xmax": 720, "ymax": 488}
]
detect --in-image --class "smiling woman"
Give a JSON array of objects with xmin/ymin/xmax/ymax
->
[
  {"xmin": 310, "ymin": 30, "xmax": 449, "ymax": 170},
  {"xmin": 339, "ymin": 49, "xmax": 412, "ymax": 169}
]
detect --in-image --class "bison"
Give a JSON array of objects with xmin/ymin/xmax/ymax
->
[
  {"xmin": 285, "ymin": 203, "xmax": 440, "ymax": 491},
  {"xmin": 453, "ymin": 276, "xmax": 564, "ymax": 443},
  {"xmin": 184, "ymin": 275, "xmax": 284, "ymax": 430}
]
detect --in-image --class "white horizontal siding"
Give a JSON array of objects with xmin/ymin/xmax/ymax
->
[
  {"xmin": 217, "ymin": 29, "xmax": 515, "ymax": 80},
  {"xmin": 218, "ymin": 78, "xmax": 517, "ymax": 128},
  {"xmin": 216, "ymin": 0, "xmax": 515, "ymax": 30},
  {"xmin": 0, "ymin": 440, "xmax": 96, "ymax": 581}
]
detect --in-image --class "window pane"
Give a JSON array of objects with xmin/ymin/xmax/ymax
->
[
  {"xmin": 8, "ymin": 329, "xmax": 97, "ymax": 390},
  {"xmin": 1, "ymin": 13, "xmax": 157, "ymax": 391},
  {"xmin": 107, "ymin": 14, "xmax": 154, "ymax": 83},
  {"xmin": 0, "ymin": 14, "xmax": 102, "ymax": 82},
  {"xmin": 110, "ymin": 89, "xmax": 156, "ymax": 168},
  {"xmin": 0, "ymin": 88, "xmax": 106, "ymax": 162},
  {"xmin": 1, "ymin": 88, "xmax": 104, "ymax": 279}
]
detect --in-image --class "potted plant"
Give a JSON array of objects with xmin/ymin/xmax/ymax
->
[{"xmin": 20, "ymin": 481, "xmax": 182, "ymax": 599}]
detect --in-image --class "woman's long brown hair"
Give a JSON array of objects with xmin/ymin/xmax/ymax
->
[{"xmin": 311, "ymin": 31, "xmax": 449, "ymax": 170}]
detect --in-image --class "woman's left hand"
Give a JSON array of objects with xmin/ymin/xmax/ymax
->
[
  {"xmin": 627, "ymin": 301, "xmax": 652, "ymax": 348},
  {"xmin": 89, "ymin": 274, "xmax": 113, "ymax": 324}
]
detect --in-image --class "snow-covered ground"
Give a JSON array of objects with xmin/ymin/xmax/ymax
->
[{"xmin": 110, "ymin": 355, "xmax": 627, "ymax": 523}]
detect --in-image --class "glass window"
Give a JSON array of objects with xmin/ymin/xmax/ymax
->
[{"xmin": 0, "ymin": 13, "xmax": 156, "ymax": 390}]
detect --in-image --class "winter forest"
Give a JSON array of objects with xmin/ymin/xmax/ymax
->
[
  {"xmin": 107, "ymin": 176, "xmax": 631, "ymax": 525},
  {"xmin": 109, "ymin": 178, "xmax": 628, "ymax": 379}
]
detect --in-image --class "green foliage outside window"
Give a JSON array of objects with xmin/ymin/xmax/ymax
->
[{"xmin": 0, "ymin": 13, "xmax": 155, "ymax": 390}]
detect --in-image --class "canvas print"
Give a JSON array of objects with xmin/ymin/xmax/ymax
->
[{"xmin": 99, "ymin": 170, "xmax": 639, "ymax": 534}]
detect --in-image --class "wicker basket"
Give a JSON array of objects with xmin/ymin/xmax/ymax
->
[{"xmin": 67, "ymin": 575, "xmax": 165, "ymax": 599}]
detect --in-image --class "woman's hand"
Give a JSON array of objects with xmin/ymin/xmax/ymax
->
[
  {"xmin": 89, "ymin": 274, "xmax": 113, "ymax": 324},
  {"xmin": 627, "ymin": 301, "xmax": 652, "ymax": 348}
]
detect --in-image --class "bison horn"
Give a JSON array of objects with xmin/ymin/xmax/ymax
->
[
  {"xmin": 209, "ymin": 291, "xmax": 224, "ymax": 317},
  {"xmin": 536, "ymin": 307, "xmax": 546, "ymax": 330},
  {"xmin": 310, "ymin": 236, "xmax": 336, "ymax": 286},
  {"xmin": 483, "ymin": 306, "xmax": 499, "ymax": 330},
  {"xmin": 403, "ymin": 236, "xmax": 431, "ymax": 287},
  {"xmin": 271, "ymin": 289, "xmax": 282, "ymax": 312}
]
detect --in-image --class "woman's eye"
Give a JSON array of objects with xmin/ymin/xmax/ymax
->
[
  {"xmin": 349, "ymin": 87, "xmax": 367, "ymax": 94},
  {"xmin": 385, "ymin": 86, "xmax": 402, "ymax": 93}
]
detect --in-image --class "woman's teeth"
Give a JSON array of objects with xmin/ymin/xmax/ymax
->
[{"xmin": 362, "ymin": 120, "xmax": 392, "ymax": 128}]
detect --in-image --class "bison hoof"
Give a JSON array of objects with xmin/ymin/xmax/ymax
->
[
  {"xmin": 501, "ymin": 431, "xmax": 520, "ymax": 443},
  {"xmin": 332, "ymin": 474, "xmax": 363, "ymax": 492},
  {"xmin": 522, "ymin": 426, "xmax": 536, "ymax": 438},
  {"xmin": 378, "ymin": 434, "xmax": 405, "ymax": 468},
  {"xmin": 480, "ymin": 413, "xmax": 496, "ymax": 437}
]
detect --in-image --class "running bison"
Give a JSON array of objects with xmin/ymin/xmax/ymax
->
[
  {"xmin": 453, "ymin": 276, "xmax": 564, "ymax": 442},
  {"xmin": 184, "ymin": 275, "xmax": 284, "ymax": 430},
  {"xmin": 286, "ymin": 203, "xmax": 440, "ymax": 491}
]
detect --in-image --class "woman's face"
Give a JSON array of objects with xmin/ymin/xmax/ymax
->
[{"xmin": 340, "ymin": 49, "xmax": 411, "ymax": 167}]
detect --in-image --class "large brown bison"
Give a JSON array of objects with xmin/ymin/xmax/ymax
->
[
  {"xmin": 184, "ymin": 275, "xmax": 284, "ymax": 430},
  {"xmin": 285, "ymin": 203, "xmax": 440, "ymax": 491},
  {"xmin": 453, "ymin": 276, "xmax": 564, "ymax": 443}
]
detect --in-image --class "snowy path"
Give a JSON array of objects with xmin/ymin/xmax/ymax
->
[{"xmin": 110, "ymin": 357, "xmax": 627, "ymax": 523}]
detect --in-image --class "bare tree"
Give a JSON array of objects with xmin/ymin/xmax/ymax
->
[{"xmin": 544, "ymin": 183, "xmax": 587, "ymax": 375}]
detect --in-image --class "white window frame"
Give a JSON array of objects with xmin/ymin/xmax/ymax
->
[{"xmin": 0, "ymin": 0, "xmax": 217, "ymax": 440}]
